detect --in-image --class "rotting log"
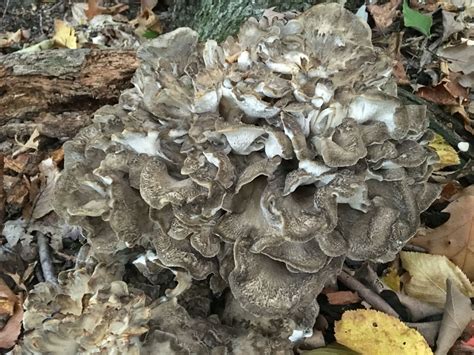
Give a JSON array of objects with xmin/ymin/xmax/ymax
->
[{"xmin": 0, "ymin": 49, "xmax": 138, "ymax": 140}]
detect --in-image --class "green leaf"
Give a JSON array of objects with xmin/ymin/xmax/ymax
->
[
  {"xmin": 302, "ymin": 343, "xmax": 360, "ymax": 355},
  {"xmin": 142, "ymin": 29, "xmax": 160, "ymax": 39},
  {"xmin": 402, "ymin": 0, "xmax": 432, "ymax": 36}
]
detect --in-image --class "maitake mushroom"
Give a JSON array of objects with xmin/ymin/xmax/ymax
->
[
  {"xmin": 22, "ymin": 261, "xmax": 290, "ymax": 354},
  {"xmin": 53, "ymin": 3, "xmax": 441, "ymax": 337}
]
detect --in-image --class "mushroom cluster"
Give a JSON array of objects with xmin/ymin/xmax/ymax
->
[
  {"xmin": 53, "ymin": 3, "xmax": 441, "ymax": 334},
  {"xmin": 23, "ymin": 262, "xmax": 291, "ymax": 354}
]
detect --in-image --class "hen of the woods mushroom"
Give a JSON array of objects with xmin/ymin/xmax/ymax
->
[{"xmin": 25, "ymin": 3, "xmax": 442, "ymax": 353}]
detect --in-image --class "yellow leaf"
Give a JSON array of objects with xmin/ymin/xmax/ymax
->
[
  {"xmin": 411, "ymin": 186, "xmax": 474, "ymax": 280},
  {"xmin": 52, "ymin": 20, "xmax": 77, "ymax": 49},
  {"xmin": 428, "ymin": 133, "xmax": 460, "ymax": 169},
  {"xmin": 382, "ymin": 266, "xmax": 401, "ymax": 292},
  {"xmin": 400, "ymin": 251, "xmax": 474, "ymax": 308},
  {"xmin": 335, "ymin": 309, "xmax": 432, "ymax": 355}
]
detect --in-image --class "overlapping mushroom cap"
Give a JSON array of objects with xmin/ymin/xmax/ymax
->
[
  {"xmin": 22, "ymin": 263, "xmax": 291, "ymax": 354},
  {"xmin": 53, "ymin": 3, "xmax": 441, "ymax": 332}
]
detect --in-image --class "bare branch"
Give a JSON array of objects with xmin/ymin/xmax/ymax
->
[{"xmin": 338, "ymin": 270, "xmax": 400, "ymax": 318}]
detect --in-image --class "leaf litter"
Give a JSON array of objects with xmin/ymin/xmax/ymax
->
[{"xmin": 0, "ymin": 0, "xmax": 473, "ymax": 353}]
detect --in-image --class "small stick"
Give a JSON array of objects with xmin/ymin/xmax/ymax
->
[
  {"xmin": 338, "ymin": 270, "xmax": 399, "ymax": 318},
  {"xmin": 37, "ymin": 233, "xmax": 58, "ymax": 284},
  {"xmin": 1, "ymin": 0, "xmax": 10, "ymax": 21},
  {"xmin": 403, "ymin": 244, "xmax": 427, "ymax": 253}
]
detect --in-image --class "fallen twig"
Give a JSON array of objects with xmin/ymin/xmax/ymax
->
[
  {"xmin": 338, "ymin": 270, "xmax": 400, "ymax": 318},
  {"xmin": 1, "ymin": 0, "xmax": 10, "ymax": 21},
  {"xmin": 403, "ymin": 244, "xmax": 427, "ymax": 253},
  {"xmin": 37, "ymin": 232, "xmax": 58, "ymax": 284}
]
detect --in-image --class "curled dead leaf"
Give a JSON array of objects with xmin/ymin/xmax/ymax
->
[
  {"xmin": 0, "ymin": 295, "xmax": 23, "ymax": 350},
  {"xmin": 13, "ymin": 129, "xmax": 40, "ymax": 158},
  {"xmin": 0, "ymin": 278, "xmax": 16, "ymax": 321},
  {"xmin": 5, "ymin": 176, "xmax": 29, "ymax": 210},
  {"xmin": 368, "ymin": 0, "xmax": 402, "ymax": 30},
  {"xmin": 450, "ymin": 104, "xmax": 474, "ymax": 135},
  {"xmin": 416, "ymin": 79, "xmax": 466, "ymax": 106},
  {"xmin": 86, "ymin": 0, "xmax": 129, "ymax": 20},
  {"xmin": 0, "ymin": 29, "xmax": 29, "ymax": 48},
  {"xmin": 411, "ymin": 186, "xmax": 474, "ymax": 280},
  {"xmin": 50, "ymin": 148, "xmax": 64, "ymax": 165},
  {"xmin": 387, "ymin": 32, "xmax": 410, "ymax": 85},
  {"xmin": 141, "ymin": 0, "xmax": 158, "ymax": 11},
  {"xmin": 435, "ymin": 279, "xmax": 472, "ymax": 355},
  {"xmin": 131, "ymin": 8, "xmax": 163, "ymax": 38},
  {"xmin": 53, "ymin": 20, "xmax": 77, "ymax": 49},
  {"xmin": 0, "ymin": 278, "xmax": 22, "ymax": 350}
]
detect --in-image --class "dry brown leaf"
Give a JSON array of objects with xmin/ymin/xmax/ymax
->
[
  {"xmin": 417, "ymin": 84, "xmax": 458, "ymax": 106},
  {"xmin": 3, "ymin": 154, "xmax": 30, "ymax": 174},
  {"xmin": 0, "ymin": 29, "xmax": 29, "ymax": 48},
  {"xmin": 393, "ymin": 60, "xmax": 410, "ymax": 85},
  {"xmin": 32, "ymin": 158, "xmax": 60, "ymax": 220},
  {"xmin": 0, "ymin": 295, "xmax": 23, "ymax": 350},
  {"xmin": 86, "ymin": 0, "xmax": 129, "ymax": 20},
  {"xmin": 5, "ymin": 177, "xmax": 29, "ymax": 209},
  {"xmin": 411, "ymin": 186, "xmax": 474, "ymax": 280},
  {"xmin": 409, "ymin": 0, "xmax": 439, "ymax": 11},
  {"xmin": 50, "ymin": 147, "xmax": 64, "ymax": 165},
  {"xmin": 442, "ymin": 75, "xmax": 469, "ymax": 102},
  {"xmin": 435, "ymin": 279, "xmax": 472, "ymax": 355},
  {"xmin": 131, "ymin": 8, "xmax": 163, "ymax": 37},
  {"xmin": 263, "ymin": 7, "xmax": 286, "ymax": 25},
  {"xmin": 437, "ymin": 43, "xmax": 474, "ymax": 77},
  {"xmin": 417, "ymin": 72, "xmax": 468, "ymax": 106},
  {"xmin": 85, "ymin": 0, "xmax": 101, "ymax": 19},
  {"xmin": 450, "ymin": 104, "xmax": 474, "ymax": 135},
  {"xmin": 368, "ymin": 0, "xmax": 402, "ymax": 30},
  {"xmin": 440, "ymin": 181, "xmax": 464, "ymax": 201},
  {"xmin": 0, "ymin": 154, "xmax": 4, "ymax": 231},
  {"xmin": 141, "ymin": 0, "xmax": 158, "ymax": 11},
  {"xmin": 326, "ymin": 291, "xmax": 361, "ymax": 305},
  {"xmin": 387, "ymin": 32, "xmax": 410, "ymax": 85},
  {"xmin": 0, "ymin": 278, "xmax": 16, "ymax": 320}
]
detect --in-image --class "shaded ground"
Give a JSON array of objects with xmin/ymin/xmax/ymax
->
[{"xmin": 0, "ymin": 0, "xmax": 473, "ymax": 353}]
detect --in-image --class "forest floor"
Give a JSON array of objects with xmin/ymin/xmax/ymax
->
[{"xmin": 0, "ymin": 0, "xmax": 473, "ymax": 354}]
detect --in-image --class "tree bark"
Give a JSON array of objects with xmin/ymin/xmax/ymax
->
[
  {"xmin": 169, "ymin": 0, "xmax": 320, "ymax": 41},
  {"xmin": 0, "ymin": 49, "xmax": 138, "ymax": 141}
]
